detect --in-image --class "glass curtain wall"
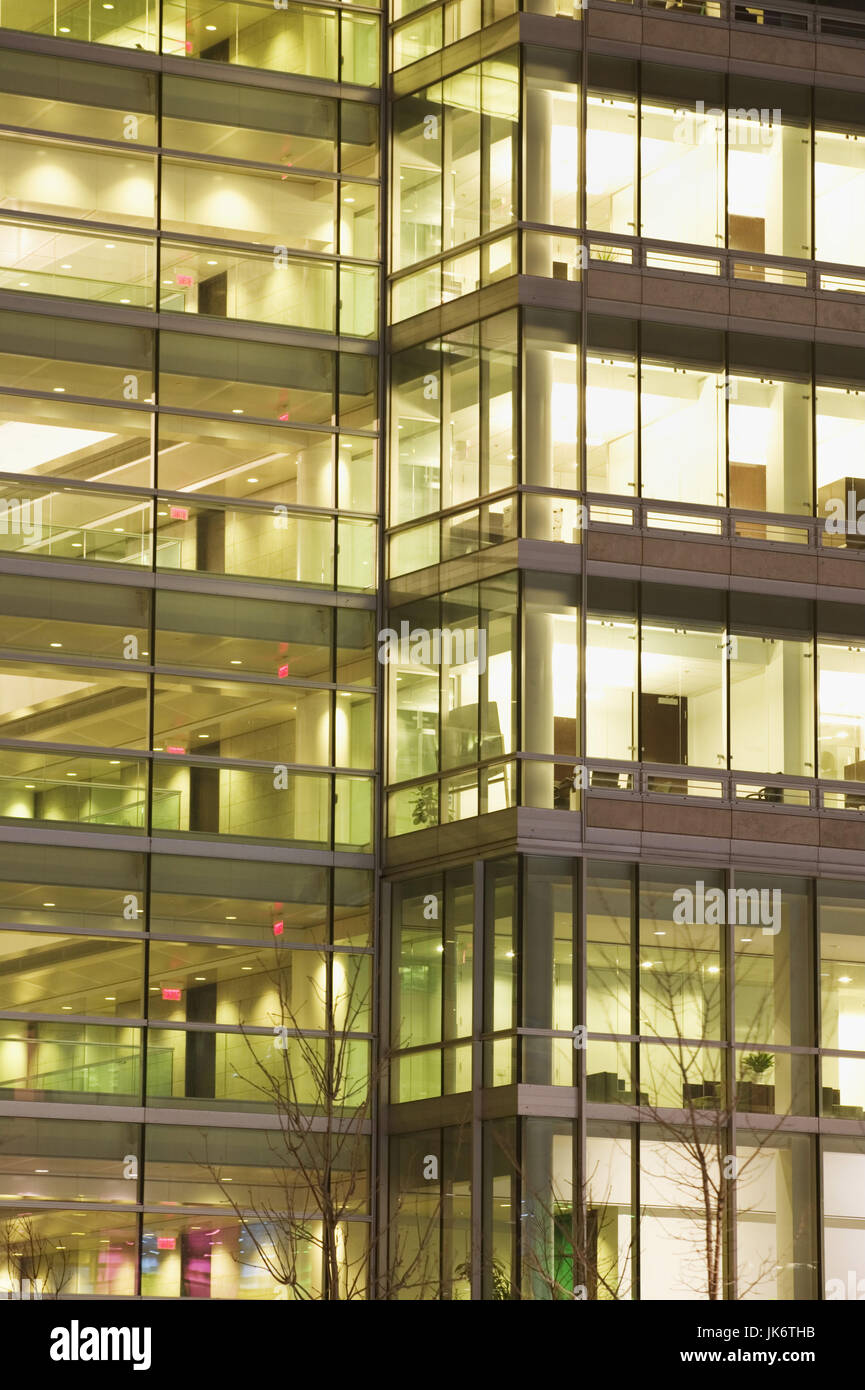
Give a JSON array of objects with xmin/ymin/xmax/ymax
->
[{"xmin": 388, "ymin": 855, "xmax": 857, "ymax": 1299}]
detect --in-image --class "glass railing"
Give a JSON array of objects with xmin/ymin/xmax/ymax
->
[
  {"xmin": 0, "ymin": 221, "xmax": 155, "ymax": 310},
  {"xmin": 155, "ymin": 498, "xmax": 376, "ymax": 591},
  {"xmin": 0, "ymin": 754, "xmax": 178, "ymax": 833},
  {"xmin": 0, "ymin": 484, "xmax": 152, "ymax": 566},
  {"xmin": 0, "ymin": 1032, "xmax": 176, "ymax": 1101},
  {"xmin": 0, "ymin": 1, "xmax": 381, "ymax": 86},
  {"xmin": 0, "ymin": 223, "xmax": 378, "ymax": 338},
  {"xmin": 388, "ymin": 758, "xmax": 516, "ymax": 835},
  {"xmin": 152, "ymin": 758, "xmax": 373, "ymax": 851},
  {"xmin": 0, "ymin": 484, "xmax": 378, "ymax": 587},
  {"xmin": 391, "ymin": 232, "xmax": 516, "ymax": 323},
  {"xmin": 162, "ymin": 1, "xmax": 380, "ymax": 86},
  {"xmin": 0, "ymin": 0, "xmax": 158, "ymax": 49}
]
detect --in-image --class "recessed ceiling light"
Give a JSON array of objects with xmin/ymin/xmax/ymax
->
[
  {"xmin": 62, "ymin": 1005, "xmax": 72, "ymax": 1010},
  {"xmin": 162, "ymin": 280, "xmax": 173, "ymax": 286},
  {"xmin": 109, "ymin": 760, "xmax": 120, "ymax": 765},
  {"xmin": 105, "ymin": 996, "xmax": 116, "ymax": 1001},
  {"xmin": 43, "ymin": 902, "xmax": 55, "ymax": 908},
  {"xmin": 231, "ymin": 409, "xmax": 244, "ymax": 415},
  {"xmin": 205, "ymin": 23, "xmax": 217, "ymax": 29},
  {"xmin": 50, "ymin": 642, "xmax": 62, "ymax": 648},
  {"xmin": 225, "ymin": 915, "xmax": 237, "ymax": 921},
  {"xmin": 25, "ymin": 784, "xmax": 35, "ymax": 789},
  {"xmin": 654, "ymin": 930, "xmax": 666, "ymax": 936},
  {"xmin": 105, "ymin": 243, "xmax": 115, "ymax": 249},
  {"xmin": 241, "ymin": 966, "xmax": 252, "ymax": 971},
  {"xmin": 839, "ymin": 975, "xmax": 853, "ymax": 983},
  {"xmin": 343, "ymin": 197, "xmax": 355, "ymax": 204},
  {"xmin": 206, "ymin": 259, "xmax": 218, "ymax": 265},
  {"xmin": 120, "ymin": 298, "xmax": 130, "ymax": 304},
  {"xmin": 35, "ymin": 1169, "xmax": 49, "ymax": 1175},
  {"xmin": 247, "ymin": 477, "xmax": 258, "ymax": 483},
  {"xmin": 53, "ymin": 386, "xmax": 65, "ymax": 393},
  {"xmin": 66, "ymin": 772, "xmax": 77, "ymax": 777},
  {"xmin": 230, "ymin": 659, "xmax": 241, "ymax": 665},
  {"xmin": 59, "ymin": 26, "xmax": 70, "ymax": 32},
  {"xmin": 740, "ymin": 937, "xmax": 752, "ymax": 943},
  {"xmin": 61, "ymin": 263, "xmax": 72, "ymax": 269},
  {"xmin": 194, "ymin": 976, "xmax": 206, "ymax": 981},
  {"xmin": 19, "ymin": 281, "xmax": 30, "ymax": 287}
]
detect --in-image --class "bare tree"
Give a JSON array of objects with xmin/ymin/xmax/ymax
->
[
  {"xmin": 1, "ymin": 1214, "xmax": 71, "ymax": 1299},
  {"xmin": 484, "ymin": 1126, "xmax": 637, "ymax": 1301},
  {"xmin": 202, "ymin": 947, "xmax": 442, "ymax": 1300},
  {"xmin": 586, "ymin": 874, "xmax": 803, "ymax": 1301}
]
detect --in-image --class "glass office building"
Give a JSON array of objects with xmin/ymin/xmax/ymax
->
[{"xmin": 0, "ymin": 0, "xmax": 863, "ymax": 1301}]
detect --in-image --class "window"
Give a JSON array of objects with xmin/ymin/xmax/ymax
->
[
  {"xmin": 161, "ymin": 74, "xmax": 337, "ymax": 171},
  {"xmin": 727, "ymin": 78, "xmax": 811, "ymax": 264},
  {"xmin": 816, "ymin": 90, "xmax": 865, "ymax": 269},
  {"xmin": 640, "ymin": 324, "xmax": 725, "ymax": 510},
  {"xmin": 819, "ymin": 882, "xmax": 865, "ymax": 1117},
  {"xmin": 586, "ymin": 579, "xmax": 637, "ymax": 762},
  {"xmin": 728, "ymin": 334, "xmax": 812, "ymax": 519},
  {"xmin": 586, "ymin": 58, "xmax": 637, "ymax": 238},
  {"xmin": 729, "ymin": 594, "xmax": 814, "ymax": 778},
  {"xmin": 523, "ymin": 49, "xmax": 579, "ymax": 231},
  {"xmin": 391, "ymin": 52, "xmax": 518, "ymax": 273},
  {"xmin": 640, "ymin": 586, "xmax": 726, "ymax": 771},
  {"xmin": 586, "ymin": 318, "xmax": 637, "ymax": 498},
  {"xmin": 640, "ymin": 67, "xmax": 724, "ymax": 250},
  {"xmin": 0, "ymin": 48, "xmax": 157, "ymax": 142}
]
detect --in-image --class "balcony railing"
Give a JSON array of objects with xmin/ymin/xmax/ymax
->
[{"xmin": 599, "ymin": 0, "xmax": 865, "ymax": 44}]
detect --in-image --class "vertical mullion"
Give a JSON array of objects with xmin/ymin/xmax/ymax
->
[{"xmin": 471, "ymin": 858, "xmax": 484, "ymax": 1300}]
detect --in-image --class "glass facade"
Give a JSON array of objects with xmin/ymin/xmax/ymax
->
[{"xmin": 0, "ymin": 0, "xmax": 863, "ymax": 1306}]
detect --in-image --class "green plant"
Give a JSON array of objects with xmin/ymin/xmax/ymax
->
[
  {"xmin": 741, "ymin": 1052, "xmax": 775, "ymax": 1079},
  {"xmin": 411, "ymin": 784, "xmax": 437, "ymax": 827}
]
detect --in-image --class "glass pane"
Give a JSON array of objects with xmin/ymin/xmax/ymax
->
[
  {"xmin": 2, "ymin": 0, "xmax": 157, "ymax": 49},
  {"xmin": 730, "ymin": 636, "xmax": 814, "ymax": 778},
  {"xmin": 161, "ymin": 242, "xmax": 335, "ymax": 333},
  {"xmin": 586, "ymin": 610, "xmax": 637, "ymax": 762},
  {"xmin": 162, "ymin": 1, "xmax": 339, "ymax": 82},
  {"xmin": 729, "ymin": 372, "xmax": 812, "ymax": 519},
  {"xmin": 816, "ymin": 114, "xmax": 865, "ymax": 269},
  {"xmin": 641, "ymin": 357, "xmax": 724, "ymax": 509},
  {"xmin": 641, "ymin": 97, "xmax": 724, "ymax": 248},
  {"xmin": 0, "ymin": 133, "xmax": 156, "ymax": 227},
  {"xmin": 819, "ymin": 882, "xmax": 865, "ymax": 1108},
  {"xmin": 737, "ymin": 1132, "xmax": 817, "ymax": 1299},
  {"xmin": 587, "ymin": 93, "xmax": 637, "ymax": 236},
  {"xmin": 586, "ymin": 348, "xmax": 637, "ymax": 497}
]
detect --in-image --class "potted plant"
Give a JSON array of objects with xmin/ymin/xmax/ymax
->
[
  {"xmin": 410, "ymin": 784, "xmax": 437, "ymax": 828},
  {"xmin": 739, "ymin": 1052, "xmax": 775, "ymax": 1113}
]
